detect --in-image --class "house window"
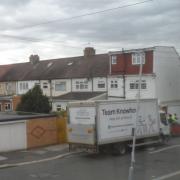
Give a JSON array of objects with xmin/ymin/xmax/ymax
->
[
  {"xmin": 132, "ymin": 52, "xmax": 145, "ymax": 65},
  {"xmin": 5, "ymin": 103, "xmax": 11, "ymax": 111},
  {"xmin": 55, "ymin": 82, "xmax": 66, "ymax": 91},
  {"xmin": 75, "ymin": 80, "xmax": 88, "ymax": 90},
  {"xmin": 43, "ymin": 82, "xmax": 48, "ymax": 89},
  {"xmin": 141, "ymin": 80, "xmax": 147, "ymax": 89},
  {"xmin": 56, "ymin": 105, "xmax": 61, "ymax": 111},
  {"xmin": 129, "ymin": 80, "xmax": 147, "ymax": 89},
  {"xmin": 111, "ymin": 55, "xmax": 117, "ymax": 64},
  {"xmin": 20, "ymin": 83, "xmax": 23, "ymax": 90},
  {"xmin": 111, "ymin": 80, "xmax": 118, "ymax": 88},
  {"xmin": 20, "ymin": 82, "xmax": 28, "ymax": 90},
  {"xmin": 35, "ymin": 83, "xmax": 40, "ymax": 86},
  {"xmin": 98, "ymin": 81, "xmax": 105, "ymax": 88}
]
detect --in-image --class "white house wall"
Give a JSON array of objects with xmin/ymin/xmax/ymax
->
[
  {"xmin": 108, "ymin": 76, "xmax": 124, "ymax": 97},
  {"xmin": 153, "ymin": 46, "xmax": 180, "ymax": 103},
  {"xmin": 125, "ymin": 75, "xmax": 156, "ymax": 99},
  {"xmin": 17, "ymin": 80, "xmax": 39, "ymax": 95}
]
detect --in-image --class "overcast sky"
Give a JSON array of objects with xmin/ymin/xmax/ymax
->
[{"xmin": 0, "ymin": 0, "xmax": 180, "ymax": 64}]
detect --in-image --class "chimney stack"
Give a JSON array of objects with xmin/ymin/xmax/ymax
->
[
  {"xmin": 29, "ymin": 54, "xmax": 40, "ymax": 65},
  {"xmin": 84, "ymin": 47, "xmax": 96, "ymax": 57}
]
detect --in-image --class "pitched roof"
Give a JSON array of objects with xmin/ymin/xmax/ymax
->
[
  {"xmin": 0, "ymin": 54, "xmax": 109, "ymax": 81},
  {"xmin": 52, "ymin": 92, "xmax": 106, "ymax": 101}
]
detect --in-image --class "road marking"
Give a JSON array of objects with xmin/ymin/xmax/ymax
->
[
  {"xmin": 0, "ymin": 151, "xmax": 82, "ymax": 169},
  {"xmin": 0, "ymin": 156, "xmax": 7, "ymax": 161},
  {"xmin": 149, "ymin": 145, "xmax": 180, "ymax": 154},
  {"xmin": 152, "ymin": 170, "xmax": 180, "ymax": 180}
]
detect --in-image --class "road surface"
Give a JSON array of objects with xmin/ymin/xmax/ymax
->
[{"xmin": 0, "ymin": 137, "xmax": 180, "ymax": 180}]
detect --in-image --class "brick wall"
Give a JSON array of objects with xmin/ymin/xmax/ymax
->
[{"xmin": 111, "ymin": 50, "xmax": 153, "ymax": 75}]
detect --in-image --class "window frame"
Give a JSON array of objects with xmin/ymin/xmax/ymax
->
[
  {"xmin": 75, "ymin": 80, "xmax": 88, "ymax": 90},
  {"xmin": 43, "ymin": 82, "xmax": 48, "ymax": 89},
  {"xmin": 111, "ymin": 55, "xmax": 117, "ymax": 65},
  {"xmin": 5, "ymin": 103, "xmax": 11, "ymax": 111},
  {"xmin": 55, "ymin": 82, "xmax": 66, "ymax": 91},
  {"xmin": 110, "ymin": 80, "xmax": 118, "ymax": 89},
  {"xmin": 129, "ymin": 80, "xmax": 147, "ymax": 90},
  {"xmin": 132, "ymin": 52, "xmax": 145, "ymax": 65},
  {"xmin": 97, "ymin": 80, "xmax": 105, "ymax": 89}
]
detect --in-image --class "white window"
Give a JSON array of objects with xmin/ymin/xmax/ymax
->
[
  {"xmin": 132, "ymin": 52, "xmax": 145, "ymax": 65},
  {"xmin": 5, "ymin": 103, "xmax": 11, "ymax": 111},
  {"xmin": 141, "ymin": 80, "xmax": 147, "ymax": 89},
  {"xmin": 20, "ymin": 82, "xmax": 28, "ymax": 90},
  {"xmin": 20, "ymin": 83, "xmax": 23, "ymax": 90},
  {"xmin": 55, "ymin": 82, "xmax": 66, "ymax": 91},
  {"xmin": 111, "ymin": 55, "xmax": 117, "ymax": 64},
  {"xmin": 111, "ymin": 80, "xmax": 118, "ymax": 88},
  {"xmin": 76, "ymin": 80, "xmax": 88, "ymax": 90},
  {"xmin": 35, "ymin": 83, "xmax": 40, "ymax": 87},
  {"xmin": 56, "ymin": 105, "xmax": 61, "ymax": 111},
  {"xmin": 98, "ymin": 81, "xmax": 105, "ymax": 88},
  {"xmin": 43, "ymin": 82, "xmax": 48, "ymax": 89},
  {"xmin": 129, "ymin": 80, "xmax": 147, "ymax": 89}
]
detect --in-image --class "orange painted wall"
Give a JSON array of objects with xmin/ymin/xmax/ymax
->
[
  {"xmin": 27, "ymin": 117, "xmax": 58, "ymax": 149},
  {"xmin": 27, "ymin": 116, "xmax": 67, "ymax": 149},
  {"xmin": 12, "ymin": 96, "xmax": 21, "ymax": 111}
]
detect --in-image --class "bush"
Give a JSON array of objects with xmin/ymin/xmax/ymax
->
[{"xmin": 16, "ymin": 85, "xmax": 51, "ymax": 113}]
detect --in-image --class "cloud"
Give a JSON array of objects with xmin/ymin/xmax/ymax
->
[
  {"xmin": 0, "ymin": 0, "xmax": 30, "ymax": 7},
  {"xmin": 0, "ymin": 0, "xmax": 180, "ymax": 64}
]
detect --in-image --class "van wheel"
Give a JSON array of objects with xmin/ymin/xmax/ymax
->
[{"xmin": 112, "ymin": 143, "xmax": 126, "ymax": 155}]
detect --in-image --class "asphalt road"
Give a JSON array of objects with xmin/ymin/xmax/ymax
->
[{"xmin": 0, "ymin": 137, "xmax": 180, "ymax": 180}]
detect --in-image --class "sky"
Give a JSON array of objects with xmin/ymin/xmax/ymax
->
[{"xmin": 0, "ymin": 0, "xmax": 180, "ymax": 65}]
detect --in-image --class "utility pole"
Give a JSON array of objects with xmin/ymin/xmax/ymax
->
[{"xmin": 128, "ymin": 56, "xmax": 143, "ymax": 180}]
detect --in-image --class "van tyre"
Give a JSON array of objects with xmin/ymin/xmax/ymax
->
[{"xmin": 112, "ymin": 143, "xmax": 126, "ymax": 155}]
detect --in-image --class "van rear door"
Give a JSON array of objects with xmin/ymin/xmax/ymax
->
[{"xmin": 67, "ymin": 105, "xmax": 96, "ymax": 145}]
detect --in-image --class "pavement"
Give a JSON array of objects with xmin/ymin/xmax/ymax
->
[{"xmin": 0, "ymin": 144, "xmax": 69, "ymax": 168}]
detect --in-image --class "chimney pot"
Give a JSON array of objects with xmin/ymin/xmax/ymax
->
[
  {"xmin": 29, "ymin": 54, "xmax": 40, "ymax": 65},
  {"xmin": 84, "ymin": 47, "xmax": 96, "ymax": 57}
]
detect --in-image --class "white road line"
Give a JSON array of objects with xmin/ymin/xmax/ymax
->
[
  {"xmin": 0, "ymin": 156, "xmax": 7, "ymax": 161},
  {"xmin": 0, "ymin": 151, "xmax": 81, "ymax": 169},
  {"xmin": 152, "ymin": 170, "xmax": 180, "ymax": 180},
  {"xmin": 149, "ymin": 145, "xmax": 180, "ymax": 154}
]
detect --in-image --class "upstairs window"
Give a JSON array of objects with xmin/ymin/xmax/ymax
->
[
  {"xmin": 111, "ymin": 55, "xmax": 117, "ymax": 64},
  {"xmin": 132, "ymin": 52, "xmax": 145, "ymax": 65},
  {"xmin": 55, "ymin": 82, "xmax": 66, "ymax": 91},
  {"xmin": 111, "ymin": 80, "xmax": 118, "ymax": 88},
  {"xmin": 20, "ymin": 82, "xmax": 28, "ymax": 90},
  {"xmin": 98, "ymin": 81, "xmax": 105, "ymax": 88},
  {"xmin": 35, "ymin": 83, "xmax": 40, "ymax": 87},
  {"xmin": 76, "ymin": 80, "xmax": 88, "ymax": 90},
  {"xmin": 43, "ymin": 82, "xmax": 48, "ymax": 89}
]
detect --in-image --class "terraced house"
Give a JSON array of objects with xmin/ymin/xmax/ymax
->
[
  {"xmin": 0, "ymin": 46, "xmax": 180, "ymax": 116},
  {"xmin": 0, "ymin": 47, "xmax": 109, "ymax": 111}
]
